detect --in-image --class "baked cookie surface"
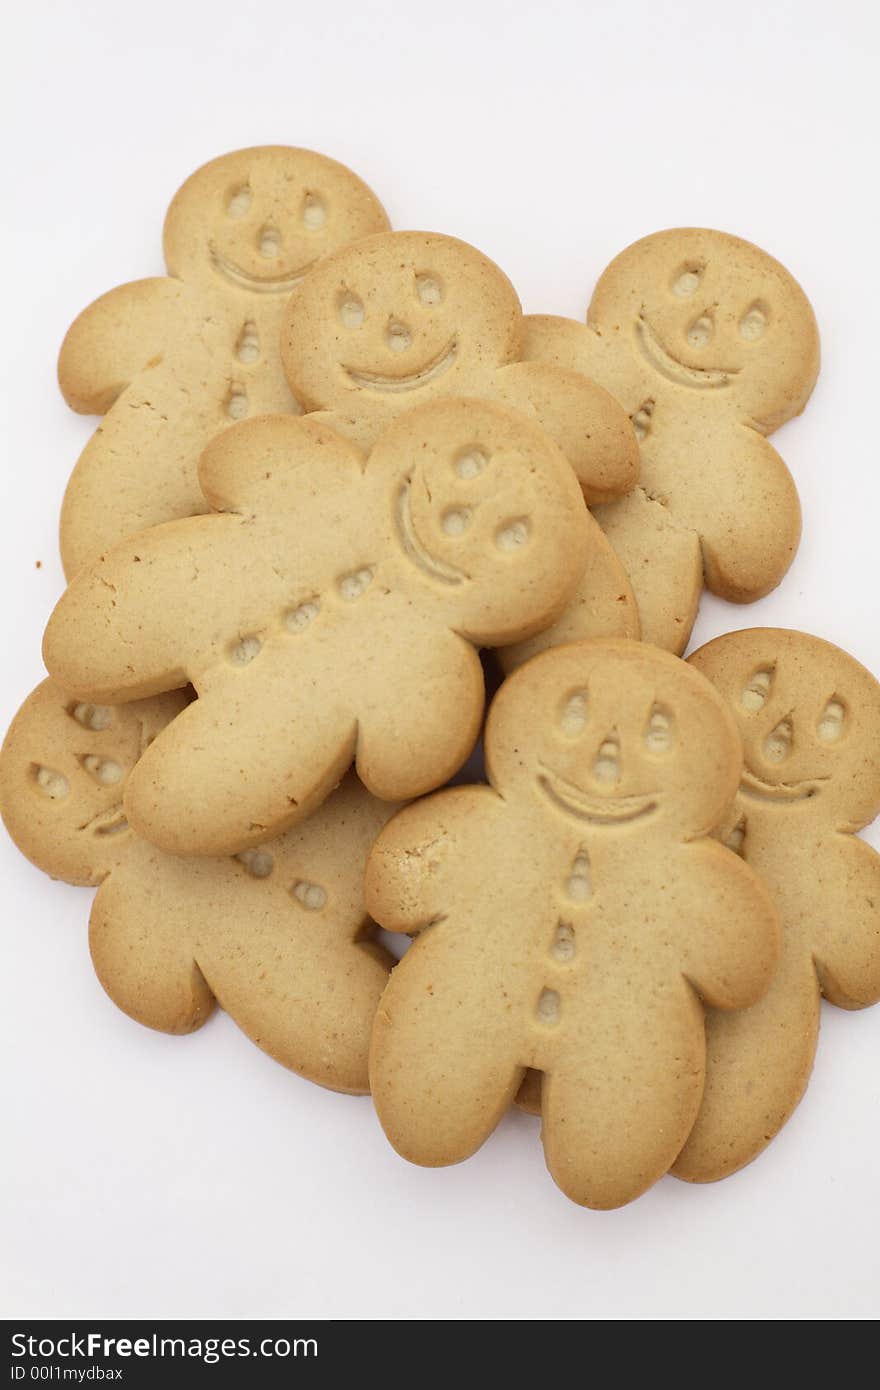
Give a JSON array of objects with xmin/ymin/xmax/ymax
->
[
  {"xmin": 58, "ymin": 146, "xmax": 390, "ymax": 576},
  {"xmin": 524, "ymin": 228, "xmax": 819, "ymax": 651},
  {"xmin": 0, "ymin": 681, "xmax": 396, "ymax": 1093},
  {"xmin": 366, "ymin": 640, "xmax": 780, "ymax": 1208},
  {"xmin": 44, "ymin": 398, "xmax": 591, "ymax": 856},
  {"xmin": 675, "ymin": 628, "xmax": 880, "ymax": 1181}
]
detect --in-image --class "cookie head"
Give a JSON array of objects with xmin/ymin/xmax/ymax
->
[
  {"xmin": 0, "ymin": 681, "xmax": 188, "ymax": 885},
  {"xmin": 370, "ymin": 398, "xmax": 587, "ymax": 645},
  {"xmin": 589, "ymin": 228, "xmax": 819, "ymax": 430},
  {"xmin": 690, "ymin": 629, "xmax": 880, "ymax": 830},
  {"xmin": 163, "ymin": 146, "xmax": 389, "ymax": 295},
  {"xmin": 282, "ymin": 231, "xmax": 522, "ymax": 413},
  {"xmin": 486, "ymin": 640, "xmax": 743, "ymax": 837}
]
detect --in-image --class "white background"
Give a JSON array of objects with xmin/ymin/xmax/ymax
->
[{"xmin": 2, "ymin": 0, "xmax": 879, "ymax": 1322}]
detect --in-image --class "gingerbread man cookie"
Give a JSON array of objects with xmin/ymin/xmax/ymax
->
[
  {"xmin": 0, "ymin": 681, "xmax": 397, "ymax": 1093},
  {"xmin": 58, "ymin": 146, "xmax": 390, "ymax": 576},
  {"xmin": 523, "ymin": 229, "xmax": 820, "ymax": 652},
  {"xmin": 282, "ymin": 229, "xmax": 642, "ymax": 653},
  {"xmin": 674, "ymin": 629, "xmax": 880, "ymax": 1182},
  {"xmin": 44, "ymin": 398, "xmax": 591, "ymax": 857},
  {"xmin": 365, "ymin": 640, "xmax": 779, "ymax": 1209}
]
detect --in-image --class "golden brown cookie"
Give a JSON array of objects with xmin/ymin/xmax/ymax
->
[
  {"xmin": 44, "ymin": 398, "xmax": 591, "ymax": 857},
  {"xmin": 365, "ymin": 640, "xmax": 780, "ymax": 1209},
  {"xmin": 0, "ymin": 681, "xmax": 396, "ymax": 1093},
  {"xmin": 523, "ymin": 229, "xmax": 819, "ymax": 652},
  {"xmin": 673, "ymin": 629, "xmax": 880, "ymax": 1181},
  {"xmin": 58, "ymin": 146, "xmax": 390, "ymax": 576},
  {"xmin": 282, "ymin": 229, "xmax": 641, "ymax": 655}
]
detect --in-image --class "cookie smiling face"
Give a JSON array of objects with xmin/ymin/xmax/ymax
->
[
  {"xmin": 162, "ymin": 146, "xmax": 389, "ymax": 296},
  {"xmin": 282, "ymin": 231, "xmax": 522, "ymax": 414},
  {"xmin": 689, "ymin": 629, "xmax": 880, "ymax": 828},
  {"xmin": 589, "ymin": 228, "xmax": 819, "ymax": 429},
  {"xmin": 368, "ymin": 398, "xmax": 588, "ymax": 644},
  {"xmin": 0, "ymin": 682, "xmax": 188, "ymax": 885},
  {"xmin": 486, "ymin": 640, "xmax": 742, "ymax": 838}
]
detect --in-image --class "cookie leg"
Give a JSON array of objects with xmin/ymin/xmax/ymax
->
[
  {"xmin": 199, "ymin": 933, "xmax": 394, "ymax": 1096},
  {"xmin": 673, "ymin": 952, "xmax": 820, "ymax": 1183},
  {"xmin": 592, "ymin": 489, "xmax": 702, "ymax": 654},
  {"xmin": 89, "ymin": 875, "xmax": 214, "ymax": 1035},
  {"xmin": 541, "ymin": 1003, "xmax": 706, "ymax": 1209},
  {"xmin": 370, "ymin": 942, "xmax": 525, "ymax": 1166}
]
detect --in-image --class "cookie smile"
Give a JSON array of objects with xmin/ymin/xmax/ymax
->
[
  {"xmin": 635, "ymin": 316, "xmax": 739, "ymax": 389},
  {"xmin": 538, "ymin": 765, "xmax": 658, "ymax": 825},
  {"xmin": 740, "ymin": 767, "xmax": 825, "ymax": 802},
  {"xmin": 81, "ymin": 803, "xmax": 131, "ymax": 837},
  {"xmin": 395, "ymin": 477, "xmax": 467, "ymax": 584},
  {"xmin": 210, "ymin": 246, "xmax": 319, "ymax": 293},
  {"xmin": 344, "ymin": 340, "xmax": 458, "ymax": 393}
]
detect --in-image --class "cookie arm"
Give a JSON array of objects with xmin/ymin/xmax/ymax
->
[
  {"xmin": 492, "ymin": 361, "xmax": 639, "ymax": 504},
  {"xmin": 355, "ymin": 630, "xmax": 484, "ymax": 801},
  {"xmin": 813, "ymin": 834, "xmax": 880, "ymax": 1008},
  {"xmin": 694, "ymin": 427, "xmax": 802, "ymax": 603},
  {"xmin": 58, "ymin": 278, "xmax": 194, "ymax": 414},
  {"xmin": 365, "ymin": 787, "xmax": 500, "ymax": 934},
  {"xmin": 42, "ymin": 515, "xmax": 247, "ymax": 702},
  {"xmin": 678, "ymin": 839, "xmax": 781, "ymax": 1010}
]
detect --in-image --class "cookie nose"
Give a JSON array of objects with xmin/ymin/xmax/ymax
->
[
  {"xmin": 592, "ymin": 732, "xmax": 620, "ymax": 785},
  {"xmin": 686, "ymin": 313, "xmax": 714, "ymax": 349},
  {"xmin": 387, "ymin": 321, "xmax": 412, "ymax": 353},
  {"xmin": 258, "ymin": 226, "xmax": 281, "ymax": 259}
]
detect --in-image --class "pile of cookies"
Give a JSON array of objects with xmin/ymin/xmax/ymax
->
[{"xmin": 3, "ymin": 146, "xmax": 879, "ymax": 1210}]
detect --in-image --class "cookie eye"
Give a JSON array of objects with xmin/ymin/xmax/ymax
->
[
  {"xmin": 81, "ymin": 755, "xmax": 123, "ymax": 786},
  {"xmin": 559, "ymin": 690, "xmax": 588, "ymax": 736},
  {"xmin": 495, "ymin": 518, "xmax": 530, "ymax": 552},
  {"xmin": 292, "ymin": 880, "xmax": 327, "ymax": 910},
  {"xmin": 817, "ymin": 697, "xmax": 846, "ymax": 743},
  {"xmin": 764, "ymin": 717, "xmax": 793, "ymax": 763},
  {"xmin": 672, "ymin": 265, "xmax": 702, "ymax": 296},
  {"xmin": 739, "ymin": 302, "xmax": 769, "ymax": 341},
  {"xmin": 302, "ymin": 194, "xmax": 326, "ymax": 229},
  {"xmin": 644, "ymin": 705, "xmax": 674, "ymax": 753},
  {"xmin": 235, "ymin": 848, "xmax": 275, "ymax": 878},
  {"xmin": 416, "ymin": 275, "xmax": 442, "ymax": 306},
  {"xmin": 442, "ymin": 508, "xmax": 472, "ymax": 536},
  {"xmin": 69, "ymin": 702, "xmax": 113, "ymax": 731},
  {"xmin": 454, "ymin": 448, "xmax": 488, "ymax": 479},
  {"xmin": 338, "ymin": 294, "xmax": 365, "ymax": 328},
  {"xmin": 741, "ymin": 667, "xmax": 773, "ymax": 712},
  {"xmin": 226, "ymin": 185, "xmax": 252, "ymax": 218},
  {"xmin": 687, "ymin": 314, "xmax": 714, "ymax": 347},
  {"xmin": 32, "ymin": 765, "xmax": 69, "ymax": 799}
]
